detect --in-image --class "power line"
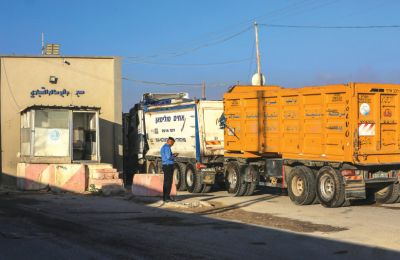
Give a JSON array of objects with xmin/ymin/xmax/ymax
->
[
  {"xmin": 123, "ymin": 57, "xmax": 253, "ymax": 67},
  {"xmin": 259, "ymin": 24, "xmax": 400, "ymax": 29},
  {"xmin": 124, "ymin": 1, "xmax": 342, "ymax": 62},
  {"xmin": 264, "ymin": 0, "xmax": 341, "ymax": 23},
  {"xmin": 122, "ymin": 77, "xmax": 236, "ymax": 88},
  {"xmin": 125, "ymin": 26, "xmax": 252, "ymax": 61},
  {"xmin": 1, "ymin": 60, "xmax": 21, "ymax": 110},
  {"xmin": 124, "ymin": 1, "xmax": 315, "ymax": 62}
]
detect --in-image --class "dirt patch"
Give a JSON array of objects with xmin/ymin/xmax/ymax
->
[
  {"xmin": 127, "ymin": 195, "xmax": 214, "ymax": 209},
  {"xmin": 186, "ymin": 201, "xmax": 347, "ymax": 233}
]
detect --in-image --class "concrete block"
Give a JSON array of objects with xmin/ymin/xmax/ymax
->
[
  {"xmin": 50, "ymin": 164, "xmax": 86, "ymax": 193},
  {"xmin": 16, "ymin": 163, "xmax": 52, "ymax": 191},
  {"xmin": 132, "ymin": 174, "xmax": 176, "ymax": 197}
]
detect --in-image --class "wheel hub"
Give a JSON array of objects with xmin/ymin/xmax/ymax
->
[
  {"xmin": 320, "ymin": 174, "xmax": 335, "ymax": 200},
  {"xmin": 228, "ymin": 168, "xmax": 237, "ymax": 189},
  {"xmin": 291, "ymin": 176, "xmax": 304, "ymax": 196}
]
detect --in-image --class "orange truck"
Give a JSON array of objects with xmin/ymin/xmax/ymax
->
[{"xmin": 222, "ymin": 82, "xmax": 400, "ymax": 207}]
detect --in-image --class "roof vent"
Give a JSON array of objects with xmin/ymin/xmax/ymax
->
[{"xmin": 44, "ymin": 44, "xmax": 60, "ymax": 56}]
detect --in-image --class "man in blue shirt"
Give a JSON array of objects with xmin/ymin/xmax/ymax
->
[{"xmin": 160, "ymin": 137, "xmax": 178, "ymax": 202}]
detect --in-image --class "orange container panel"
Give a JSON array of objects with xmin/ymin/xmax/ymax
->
[{"xmin": 224, "ymin": 83, "xmax": 400, "ymax": 165}]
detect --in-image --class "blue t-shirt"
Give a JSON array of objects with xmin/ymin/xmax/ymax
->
[{"xmin": 160, "ymin": 143, "xmax": 174, "ymax": 165}]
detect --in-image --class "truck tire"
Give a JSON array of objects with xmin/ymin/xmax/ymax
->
[
  {"xmin": 224, "ymin": 161, "xmax": 247, "ymax": 196},
  {"xmin": 287, "ymin": 166, "xmax": 316, "ymax": 205},
  {"xmin": 173, "ymin": 163, "xmax": 186, "ymax": 191},
  {"xmin": 375, "ymin": 182, "xmax": 400, "ymax": 204},
  {"xmin": 244, "ymin": 181, "xmax": 257, "ymax": 196},
  {"xmin": 316, "ymin": 167, "xmax": 347, "ymax": 208},
  {"xmin": 156, "ymin": 159, "xmax": 162, "ymax": 174},
  {"xmin": 147, "ymin": 161, "xmax": 157, "ymax": 174},
  {"xmin": 243, "ymin": 165, "xmax": 257, "ymax": 196},
  {"xmin": 176, "ymin": 163, "xmax": 187, "ymax": 191},
  {"xmin": 185, "ymin": 163, "xmax": 203, "ymax": 193}
]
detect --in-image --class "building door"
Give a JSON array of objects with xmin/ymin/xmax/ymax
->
[{"xmin": 72, "ymin": 111, "xmax": 99, "ymax": 162}]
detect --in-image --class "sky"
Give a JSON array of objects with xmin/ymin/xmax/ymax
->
[{"xmin": 1, "ymin": 0, "xmax": 400, "ymax": 111}]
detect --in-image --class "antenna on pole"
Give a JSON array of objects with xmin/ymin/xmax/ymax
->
[
  {"xmin": 41, "ymin": 32, "xmax": 44, "ymax": 55},
  {"xmin": 253, "ymin": 22, "xmax": 264, "ymax": 85},
  {"xmin": 202, "ymin": 81, "xmax": 206, "ymax": 100}
]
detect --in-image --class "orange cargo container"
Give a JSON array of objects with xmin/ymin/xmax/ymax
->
[{"xmin": 222, "ymin": 83, "xmax": 400, "ymax": 207}]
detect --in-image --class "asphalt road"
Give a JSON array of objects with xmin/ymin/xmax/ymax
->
[{"xmin": 0, "ymin": 189, "xmax": 399, "ymax": 260}]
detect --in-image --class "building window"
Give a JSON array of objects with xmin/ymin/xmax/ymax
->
[
  {"xmin": 33, "ymin": 110, "xmax": 70, "ymax": 157},
  {"xmin": 20, "ymin": 107, "xmax": 100, "ymax": 163}
]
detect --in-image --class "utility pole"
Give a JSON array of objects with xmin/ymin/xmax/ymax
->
[
  {"xmin": 202, "ymin": 81, "xmax": 206, "ymax": 100},
  {"xmin": 41, "ymin": 32, "xmax": 44, "ymax": 55},
  {"xmin": 254, "ymin": 22, "xmax": 263, "ymax": 85}
]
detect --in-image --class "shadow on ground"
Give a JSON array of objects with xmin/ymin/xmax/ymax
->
[{"xmin": 0, "ymin": 191, "xmax": 399, "ymax": 260}]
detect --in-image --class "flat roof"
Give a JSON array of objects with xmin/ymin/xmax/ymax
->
[
  {"xmin": 0, "ymin": 55, "xmax": 118, "ymax": 59},
  {"xmin": 21, "ymin": 105, "xmax": 101, "ymax": 114}
]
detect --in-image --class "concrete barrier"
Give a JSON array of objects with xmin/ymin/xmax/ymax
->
[
  {"xmin": 17, "ymin": 163, "xmax": 86, "ymax": 193},
  {"xmin": 16, "ymin": 162, "xmax": 121, "ymax": 193},
  {"xmin": 51, "ymin": 164, "xmax": 86, "ymax": 193},
  {"xmin": 132, "ymin": 174, "xmax": 176, "ymax": 197},
  {"xmin": 16, "ymin": 163, "xmax": 53, "ymax": 190}
]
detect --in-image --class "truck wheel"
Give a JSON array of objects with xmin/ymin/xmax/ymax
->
[
  {"xmin": 185, "ymin": 164, "xmax": 203, "ymax": 193},
  {"xmin": 156, "ymin": 160, "xmax": 162, "ymax": 174},
  {"xmin": 245, "ymin": 182, "xmax": 257, "ymax": 196},
  {"xmin": 316, "ymin": 167, "xmax": 346, "ymax": 208},
  {"xmin": 224, "ymin": 161, "xmax": 247, "ymax": 196},
  {"xmin": 173, "ymin": 163, "xmax": 185, "ymax": 191},
  {"xmin": 176, "ymin": 163, "xmax": 187, "ymax": 191},
  {"xmin": 147, "ymin": 161, "xmax": 157, "ymax": 174},
  {"xmin": 375, "ymin": 182, "xmax": 400, "ymax": 204},
  {"xmin": 287, "ymin": 166, "xmax": 316, "ymax": 205},
  {"xmin": 244, "ymin": 165, "xmax": 257, "ymax": 196}
]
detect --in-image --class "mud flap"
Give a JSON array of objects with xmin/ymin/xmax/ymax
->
[
  {"xmin": 199, "ymin": 169, "xmax": 216, "ymax": 185},
  {"xmin": 345, "ymin": 181, "xmax": 366, "ymax": 200}
]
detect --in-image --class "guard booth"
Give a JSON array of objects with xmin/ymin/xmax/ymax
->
[
  {"xmin": 20, "ymin": 106, "xmax": 100, "ymax": 163},
  {"xmin": 16, "ymin": 106, "xmax": 122, "ymax": 193}
]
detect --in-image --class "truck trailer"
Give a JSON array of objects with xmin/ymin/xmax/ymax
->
[
  {"xmin": 128, "ymin": 93, "xmax": 224, "ymax": 193},
  {"xmin": 222, "ymin": 83, "xmax": 400, "ymax": 207}
]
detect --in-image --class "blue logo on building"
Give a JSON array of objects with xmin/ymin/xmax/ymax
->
[{"xmin": 49, "ymin": 130, "xmax": 60, "ymax": 141}]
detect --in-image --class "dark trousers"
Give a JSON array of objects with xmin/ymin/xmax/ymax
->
[{"xmin": 162, "ymin": 164, "xmax": 174, "ymax": 198}]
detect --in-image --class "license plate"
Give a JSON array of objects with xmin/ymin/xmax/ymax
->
[
  {"xmin": 372, "ymin": 172, "xmax": 388, "ymax": 179},
  {"xmin": 200, "ymin": 168, "xmax": 216, "ymax": 173}
]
